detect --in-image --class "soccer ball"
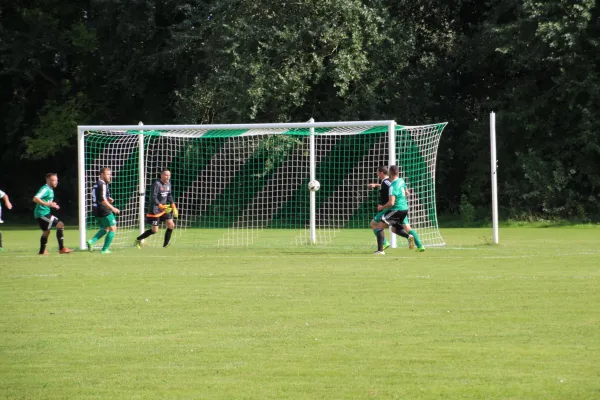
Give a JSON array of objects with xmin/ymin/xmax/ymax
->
[{"xmin": 308, "ymin": 180, "xmax": 320, "ymax": 192}]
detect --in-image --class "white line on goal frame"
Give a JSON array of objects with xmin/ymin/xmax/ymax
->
[{"xmin": 77, "ymin": 121, "xmax": 397, "ymax": 132}]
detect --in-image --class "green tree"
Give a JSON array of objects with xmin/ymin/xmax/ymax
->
[
  {"xmin": 485, "ymin": 0, "xmax": 600, "ymax": 219},
  {"xmin": 175, "ymin": 0, "xmax": 413, "ymax": 123}
]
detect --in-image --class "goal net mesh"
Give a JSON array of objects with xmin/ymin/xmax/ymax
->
[{"xmin": 82, "ymin": 123, "xmax": 446, "ymax": 248}]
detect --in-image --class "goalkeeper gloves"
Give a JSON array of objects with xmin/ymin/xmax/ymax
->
[
  {"xmin": 158, "ymin": 203, "xmax": 178, "ymax": 218},
  {"xmin": 158, "ymin": 203, "xmax": 173, "ymax": 213}
]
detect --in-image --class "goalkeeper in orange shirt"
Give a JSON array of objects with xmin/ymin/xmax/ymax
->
[{"xmin": 134, "ymin": 169, "xmax": 178, "ymax": 248}]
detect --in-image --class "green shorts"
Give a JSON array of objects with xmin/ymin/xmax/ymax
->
[
  {"xmin": 97, "ymin": 214, "xmax": 117, "ymax": 229},
  {"xmin": 373, "ymin": 210, "xmax": 409, "ymax": 225},
  {"xmin": 372, "ymin": 210, "xmax": 386, "ymax": 223}
]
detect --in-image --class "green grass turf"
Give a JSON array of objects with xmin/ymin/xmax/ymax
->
[{"xmin": 0, "ymin": 227, "xmax": 599, "ymax": 399}]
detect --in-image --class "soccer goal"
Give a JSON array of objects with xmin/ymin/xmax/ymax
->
[{"xmin": 77, "ymin": 120, "xmax": 447, "ymax": 249}]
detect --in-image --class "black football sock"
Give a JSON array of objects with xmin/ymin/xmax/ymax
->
[
  {"xmin": 39, "ymin": 235, "xmax": 48, "ymax": 254},
  {"xmin": 137, "ymin": 229, "xmax": 155, "ymax": 241},
  {"xmin": 163, "ymin": 228, "xmax": 173, "ymax": 247},
  {"xmin": 375, "ymin": 229, "xmax": 385, "ymax": 251},
  {"xmin": 394, "ymin": 226, "xmax": 409, "ymax": 239},
  {"xmin": 56, "ymin": 228, "xmax": 65, "ymax": 250}
]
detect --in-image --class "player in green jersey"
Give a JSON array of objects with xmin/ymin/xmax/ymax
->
[
  {"xmin": 32, "ymin": 173, "xmax": 73, "ymax": 255},
  {"xmin": 372, "ymin": 165, "xmax": 424, "ymax": 254},
  {"xmin": 369, "ymin": 165, "xmax": 409, "ymax": 250}
]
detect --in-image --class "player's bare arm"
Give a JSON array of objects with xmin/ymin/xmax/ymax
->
[
  {"xmin": 2, "ymin": 195, "xmax": 12, "ymax": 210},
  {"xmin": 102, "ymin": 199, "xmax": 120, "ymax": 214},
  {"xmin": 33, "ymin": 196, "xmax": 59, "ymax": 210},
  {"xmin": 377, "ymin": 195, "xmax": 396, "ymax": 211}
]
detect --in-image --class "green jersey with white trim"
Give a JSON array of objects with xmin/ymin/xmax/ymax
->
[
  {"xmin": 0, "ymin": 190, "xmax": 5, "ymax": 198},
  {"xmin": 34, "ymin": 184, "xmax": 54, "ymax": 218},
  {"xmin": 388, "ymin": 178, "xmax": 408, "ymax": 211}
]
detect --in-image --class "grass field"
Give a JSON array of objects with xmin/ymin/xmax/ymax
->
[{"xmin": 0, "ymin": 227, "xmax": 599, "ymax": 399}]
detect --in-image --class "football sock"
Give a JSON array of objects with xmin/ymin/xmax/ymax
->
[
  {"xmin": 164, "ymin": 228, "xmax": 173, "ymax": 247},
  {"xmin": 409, "ymin": 230, "xmax": 423, "ymax": 248},
  {"xmin": 394, "ymin": 227, "xmax": 409, "ymax": 238},
  {"xmin": 102, "ymin": 231, "xmax": 115, "ymax": 251},
  {"xmin": 56, "ymin": 228, "xmax": 65, "ymax": 250},
  {"xmin": 373, "ymin": 229, "xmax": 389, "ymax": 246},
  {"xmin": 137, "ymin": 229, "xmax": 155, "ymax": 241},
  {"xmin": 375, "ymin": 228, "xmax": 384, "ymax": 251},
  {"xmin": 89, "ymin": 229, "xmax": 107, "ymax": 244},
  {"xmin": 39, "ymin": 235, "xmax": 48, "ymax": 254}
]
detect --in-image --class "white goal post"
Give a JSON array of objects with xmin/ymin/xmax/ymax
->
[{"xmin": 77, "ymin": 120, "xmax": 447, "ymax": 249}]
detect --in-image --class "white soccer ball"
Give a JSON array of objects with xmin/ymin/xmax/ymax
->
[{"xmin": 308, "ymin": 180, "xmax": 320, "ymax": 192}]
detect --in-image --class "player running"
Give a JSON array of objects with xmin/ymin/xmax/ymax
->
[
  {"xmin": 373, "ymin": 165, "xmax": 424, "ymax": 254},
  {"xmin": 87, "ymin": 168, "xmax": 120, "ymax": 254},
  {"xmin": 368, "ymin": 166, "xmax": 393, "ymax": 250}
]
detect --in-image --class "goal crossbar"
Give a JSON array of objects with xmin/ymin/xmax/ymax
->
[{"xmin": 78, "ymin": 121, "xmax": 396, "ymax": 132}]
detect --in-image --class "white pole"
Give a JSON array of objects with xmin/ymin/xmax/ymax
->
[
  {"xmin": 490, "ymin": 112, "xmax": 499, "ymax": 244},
  {"xmin": 77, "ymin": 127, "xmax": 87, "ymax": 250},
  {"xmin": 309, "ymin": 118, "xmax": 316, "ymax": 244},
  {"xmin": 78, "ymin": 120, "xmax": 397, "ymax": 131},
  {"xmin": 138, "ymin": 122, "xmax": 146, "ymax": 237},
  {"xmin": 388, "ymin": 120, "xmax": 397, "ymax": 248}
]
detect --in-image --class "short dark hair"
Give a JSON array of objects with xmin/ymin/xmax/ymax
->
[
  {"xmin": 161, "ymin": 169, "xmax": 170, "ymax": 175},
  {"xmin": 377, "ymin": 166, "xmax": 389, "ymax": 174},
  {"xmin": 389, "ymin": 165, "xmax": 399, "ymax": 176},
  {"xmin": 99, "ymin": 167, "xmax": 111, "ymax": 175},
  {"xmin": 46, "ymin": 173, "xmax": 57, "ymax": 179}
]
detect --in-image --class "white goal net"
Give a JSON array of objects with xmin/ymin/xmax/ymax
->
[{"xmin": 77, "ymin": 121, "xmax": 446, "ymax": 249}]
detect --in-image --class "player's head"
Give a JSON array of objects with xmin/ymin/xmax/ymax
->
[
  {"xmin": 389, "ymin": 165, "xmax": 399, "ymax": 178},
  {"xmin": 160, "ymin": 169, "xmax": 171, "ymax": 184},
  {"xmin": 46, "ymin": 173, "xmax": 58, "ymax": 188},
  {"xmin": 99, "ymin": 167, "xmax": 112, "ymax": 183},
  {"xmin": 377, "ymin": 165, "xmax": 389, "ymax": 179}
]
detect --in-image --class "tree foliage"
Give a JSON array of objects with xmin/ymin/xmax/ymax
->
[{"xmin": 1, "ymin": 0, "xmax": 599, "ymax": 220}]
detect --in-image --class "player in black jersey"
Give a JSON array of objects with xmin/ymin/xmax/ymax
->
[
  {"xmin": 368, "ymin": 166, "xmax": 392, "ymax": 250},
  {"xmin": 87, "ymin": 168, "xmax": 120, "ymax": 254},
  {"xmin": 134, "ymin": 170, "xmax": 178, "ymax": 248}
]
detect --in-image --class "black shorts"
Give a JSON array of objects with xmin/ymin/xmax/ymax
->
[
  {"xmin": 146, "ymin": 213, "xmax": 174, "ymax": 227},
  {"xmin": 36, "ymin": 214, "xmax": 62, "ymax": 231},
  {"xmin": 381, "ymin": 209, "xmax": 408, "ymax": 228}
]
